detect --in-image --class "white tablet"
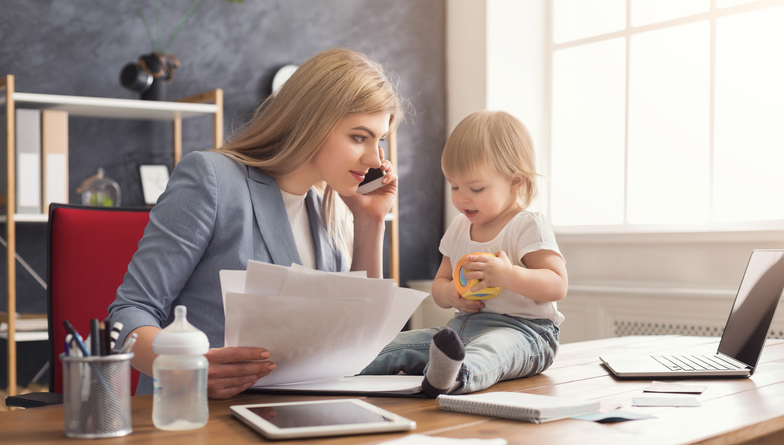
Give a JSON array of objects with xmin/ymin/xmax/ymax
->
[{"xmin": 230, "ymin": 399, "xmax": 416, "ymax": 440}]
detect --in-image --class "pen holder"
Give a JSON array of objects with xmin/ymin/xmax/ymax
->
[{"xmin": 60, "ymin": 353, "xmax": 134, "ymax": 439}]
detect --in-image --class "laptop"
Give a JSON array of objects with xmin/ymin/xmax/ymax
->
[{"xmin": 600, "ymin": 249, "xmax": 784, "ymax": 379}]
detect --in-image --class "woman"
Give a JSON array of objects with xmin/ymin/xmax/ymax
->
[{"xmin": 109, "ymin": 47, "xmax": 404, "ymax": 398}]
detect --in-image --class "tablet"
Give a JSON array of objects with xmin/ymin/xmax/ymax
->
[{"xmin": 230, "ymin": 399, "xmax": 416, "ymax": 440}]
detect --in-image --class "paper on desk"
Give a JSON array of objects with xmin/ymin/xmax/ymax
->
[
  {"xmin": 222, "ymin": 261, "xmax": 428, "ymax": 387},
  {"xmin": 257, "ymin": 375, "xmax": 424, "ymax": 395},
  {"xmin": 574, "ymin": 409, "xmax": 655, "ymax": 423},
  {"xmin": 631, "ymin": 396, "xmax": 701, "ymax": 407},
  {"xmin": 643, "ymin": 381, "xmax": 707, "ymax": 394},
  {"xmin": 379, "ymin": 435, "xmax": 508, "ymax": 445}
]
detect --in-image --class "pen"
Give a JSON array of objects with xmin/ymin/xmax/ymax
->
[
  {"xmin": 63, "ymin": 319, "xmax": 90, "ymax": 357},
  {"xmin": 90, "ymin": 319, "xmax": 101, "ymax": 356},
  {"xmin": 64, "ymin": 334, "xmax": 72, "ymax": 357},
  {"xmin": 120, "ymin": 333, "xmax": 138, "ymax": 354},
  {"xmin": 109, "ymin": 321, "xmax": 123, "ymax": 353},
  {"xmin": 99, "ymin": 320, "xmax": 109, "ymax": 356}
]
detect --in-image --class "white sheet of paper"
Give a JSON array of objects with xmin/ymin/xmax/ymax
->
[
  {"xmin": 290, "ymin": 262, "xmax": 367, "ymax": 278},
  {"xmin": 374, "ymin": 287, "xmax": 430, "ymax": 351},
  {"xmin": 225, "ymin": 293, "xmax": 373, "ymax": 385},
  {"xmin": 244, "ymin": 260, "xmax": 290, "ymax": 296},
  {"xmin": 276, "ymin": 264, "xmax": 398, "ymax": 366},
  {"xmin": 243, "ymin": 260, "xmax": 367, "ymax": 296},
  {"xmin": 379, "ymin": 434, "xmax": 508, "ymax": 445},
  {"xmin": 574, "ymin": 409, "xmax": 656, "ymax": 422},
  {"xmin": 223, "ymin": 261, "xmax": 428, "ymax": 389},
  {"xmin": 631, "ymin": 397, "xmax": 701, "ymax": 407},
  {"xmin": 259, "ymin": 375, "xmax": 424, "ymax": 395},
  {"xmin": 220, "ymin": 270, "xmax": 246, "ymax": 304},
  {"xmin": 643, "ymin": 381, "xmax": 708, "ymax": 394}
]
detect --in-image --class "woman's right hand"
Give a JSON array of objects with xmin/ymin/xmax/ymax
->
[{"xmin": 204, "ymin": 347, "xmax": 276, "ymax": 399}]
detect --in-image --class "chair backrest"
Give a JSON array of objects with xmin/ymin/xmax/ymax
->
[{"xmin": 47, "ymin": 203, "xmax": 150, "ymax": 394}]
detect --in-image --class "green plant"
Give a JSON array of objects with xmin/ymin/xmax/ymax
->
[
  {"xmin": 132, "ymin": 0, "xmax": 245, "ymax": 54},
  {"xmin": 90, "ymin": 193, "xmax": 115, "ymax": 207}
]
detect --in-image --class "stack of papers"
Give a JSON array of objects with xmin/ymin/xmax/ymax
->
[{"xmin": 221, "ymin": 260, "xmax": 428, "ymax": 393}]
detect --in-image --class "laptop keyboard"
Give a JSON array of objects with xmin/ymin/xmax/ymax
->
[{"xmin": 651, "ymin": 354, "xmax": 743, "ymax": 371}]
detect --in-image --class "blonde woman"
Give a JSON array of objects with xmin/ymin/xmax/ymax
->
[
  {"xmin": 362, "ymin": 111, "xmax": 567, "ymax": 397},
  {"xmin": 110, "ymin": 47, "xmax": 404, "ymax": 399}
]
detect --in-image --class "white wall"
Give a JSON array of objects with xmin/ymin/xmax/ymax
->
[
  {"xmin": 437, "ymin": 1, "xmax": 784, "ymax": 341},
  {"xmin": 445, "ymin": 0, "xmax": 547, "ymax": 225}
]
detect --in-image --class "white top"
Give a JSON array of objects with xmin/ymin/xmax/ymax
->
[
  {"xmin": 439, "ymin": 211, "xmax": 565, "ymax": 325},
  {"xmin": 280, "ymin": 189, "xmax": 317, "ymax": 269}
]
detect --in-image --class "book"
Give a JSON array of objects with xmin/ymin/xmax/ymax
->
[
  {"xmin": 41, "ymin": 109, "xmax": 69, "ymax": 212},
  {"xmin": 435, "ymin": 391, "xmax": 600, "ymax": 424},
  {"xmin": 15, "ymin": 108, "xmax": 42, "ymax": 214}
]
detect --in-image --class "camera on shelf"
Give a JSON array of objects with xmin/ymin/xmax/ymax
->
[{"xmin": 119, "ymin": 53, "xmax": 180, "ymax": 101}]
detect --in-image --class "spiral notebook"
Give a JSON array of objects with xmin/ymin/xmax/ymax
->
[{"xmin": 436, "ymin": 392, "xmax": 600, "ymax": 424}]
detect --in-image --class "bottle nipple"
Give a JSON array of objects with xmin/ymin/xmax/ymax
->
[{"xmin": 152, "ymin": 305, "xmax": 209, "ymax": 355}]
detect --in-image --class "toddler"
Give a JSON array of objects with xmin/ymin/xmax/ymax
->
[{"xmin": 362, "ymin": 110, "xmax": 568, "ymax": 396}]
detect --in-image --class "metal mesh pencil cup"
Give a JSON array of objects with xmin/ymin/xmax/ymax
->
[{"xmin": 60, "ymin": 352, "xmax": 134, "ymax": 439}]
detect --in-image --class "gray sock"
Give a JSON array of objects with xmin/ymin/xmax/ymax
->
[{"xmin": 422, "ymin": 327, "xmax": 465, "ymax": 397}]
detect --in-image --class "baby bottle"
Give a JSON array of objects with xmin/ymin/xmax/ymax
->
[{"xmin": 151, "ymin": 305, "xmax": 210, "ymax": 430}]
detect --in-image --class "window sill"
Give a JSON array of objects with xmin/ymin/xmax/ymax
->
[{"xmin": 555, "ymin": 225, "xmax": 784, "ymax": 244}]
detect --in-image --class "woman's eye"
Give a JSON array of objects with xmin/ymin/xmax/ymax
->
[
  {"xmin": 471, "ymin": 188, "xmax": 484, "ymax": 193},
  {"xmin": 352, "ymin": 135, "xmax": 367, "ymax": 143},
  {"xmin": 451, "ymin": 186, "xmax": 459, "ymax": 191}
]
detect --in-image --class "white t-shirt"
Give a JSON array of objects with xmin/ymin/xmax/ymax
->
[
  {"xmin": 280, "ymin": 189, "xmax": 317, "ymax": 269},
  {"xmin": 439, "ymin": 211, "xmax": 565, "ymax": 326}
]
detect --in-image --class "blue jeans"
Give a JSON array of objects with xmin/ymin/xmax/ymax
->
[{"xmin": 360, "ymin": 313, "xmax": 559, "ymax": 394}]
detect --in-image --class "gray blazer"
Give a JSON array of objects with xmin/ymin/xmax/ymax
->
[{"xmin": 109, "ymin": 151, "xmax": 348, "ymax": 394}]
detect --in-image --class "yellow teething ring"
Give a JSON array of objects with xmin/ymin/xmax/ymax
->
[{"xmin": 453, "ymin": 253, "xmax": 503, "ymax": 300}]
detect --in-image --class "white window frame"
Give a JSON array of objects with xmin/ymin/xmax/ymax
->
[{"xmin": 545, "ymin": 0, "xmax": 784, "ymax": 242}]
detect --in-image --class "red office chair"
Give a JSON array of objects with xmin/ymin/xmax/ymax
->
[{"xmin": 47, "ymin": 203, "xmax": 150, "ymax": 395}]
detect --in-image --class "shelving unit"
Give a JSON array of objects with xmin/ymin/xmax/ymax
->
[{"xmin": 1, "ymin": 74, "xmax": 223, "ymax": 396}]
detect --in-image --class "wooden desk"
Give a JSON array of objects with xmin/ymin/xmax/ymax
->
[{"xmin": 4, "ymin": 335, "xmax": 784, "ymax": 444}]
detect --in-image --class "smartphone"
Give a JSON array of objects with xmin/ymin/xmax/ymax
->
[{"xmin": 357, "ymin": 168, "xmax": 386, "ymax": 194}]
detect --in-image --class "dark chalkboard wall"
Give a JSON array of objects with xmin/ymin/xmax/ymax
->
[{"xmin": 1, "ymin": 0, "xmax": 446, "ymax": 313}]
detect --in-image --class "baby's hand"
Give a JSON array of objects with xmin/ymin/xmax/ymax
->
[
  {"xmin": 448, "ymin": 287, "xmax": 485, "ymax": 313},
  {"xmin": 464, "ymin": 251, "xmax": 514, "ymax": 293}
]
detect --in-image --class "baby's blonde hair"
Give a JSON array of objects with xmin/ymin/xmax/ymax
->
[
  {"xmin": 442, "ymin": 110, "xmax": 538, "ymax": 208},
  {"xmin": 215, "ymin": 47, "xmax": 405, "ymax": 257}
]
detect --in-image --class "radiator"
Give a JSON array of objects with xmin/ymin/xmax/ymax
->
[{"xmin": 614, "ymin": 320, "xmax": 784, "ymax": 339}]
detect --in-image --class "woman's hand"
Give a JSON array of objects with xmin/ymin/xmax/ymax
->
[
  {"xmin": 342, "ymin": 147, "xmax": 397, "ymax": 279},
  {"xmin": 204, "ymin": 347, "xmax": 276, "ymax": 399},
  {"xmin": 340, "ymin": 149, "xmax": 398, "ymax": 224}
]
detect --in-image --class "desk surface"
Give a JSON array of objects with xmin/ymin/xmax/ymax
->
[{"xmin": 4, "ymin": 335, "xmax": 784, "ymax": 445}]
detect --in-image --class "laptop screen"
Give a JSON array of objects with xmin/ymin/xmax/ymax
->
[{"xmin": 718, "ymin": 250, "xmax": 784, "ymax": 369}]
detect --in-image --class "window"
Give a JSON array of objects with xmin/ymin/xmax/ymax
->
[{"xmin": 548, "ymin": 0, "xmax": 784, "ymax": 231}]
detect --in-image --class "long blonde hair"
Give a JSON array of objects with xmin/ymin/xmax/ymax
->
[
  {"xmin": 215, "ymin": 47, "xmax": 404, "ymax": 257},
  {"xmin": 442, "ymin": 111, "xmax": 538, "ymax": 209}
]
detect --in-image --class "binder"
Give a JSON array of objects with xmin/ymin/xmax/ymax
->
[
  {"xmin": 41, "ymin": 110, "xmax": 69, "ymax": 212},
  {"xmin": 15, "ymin": 109, "xmax": 42, "ymax": 214}
]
